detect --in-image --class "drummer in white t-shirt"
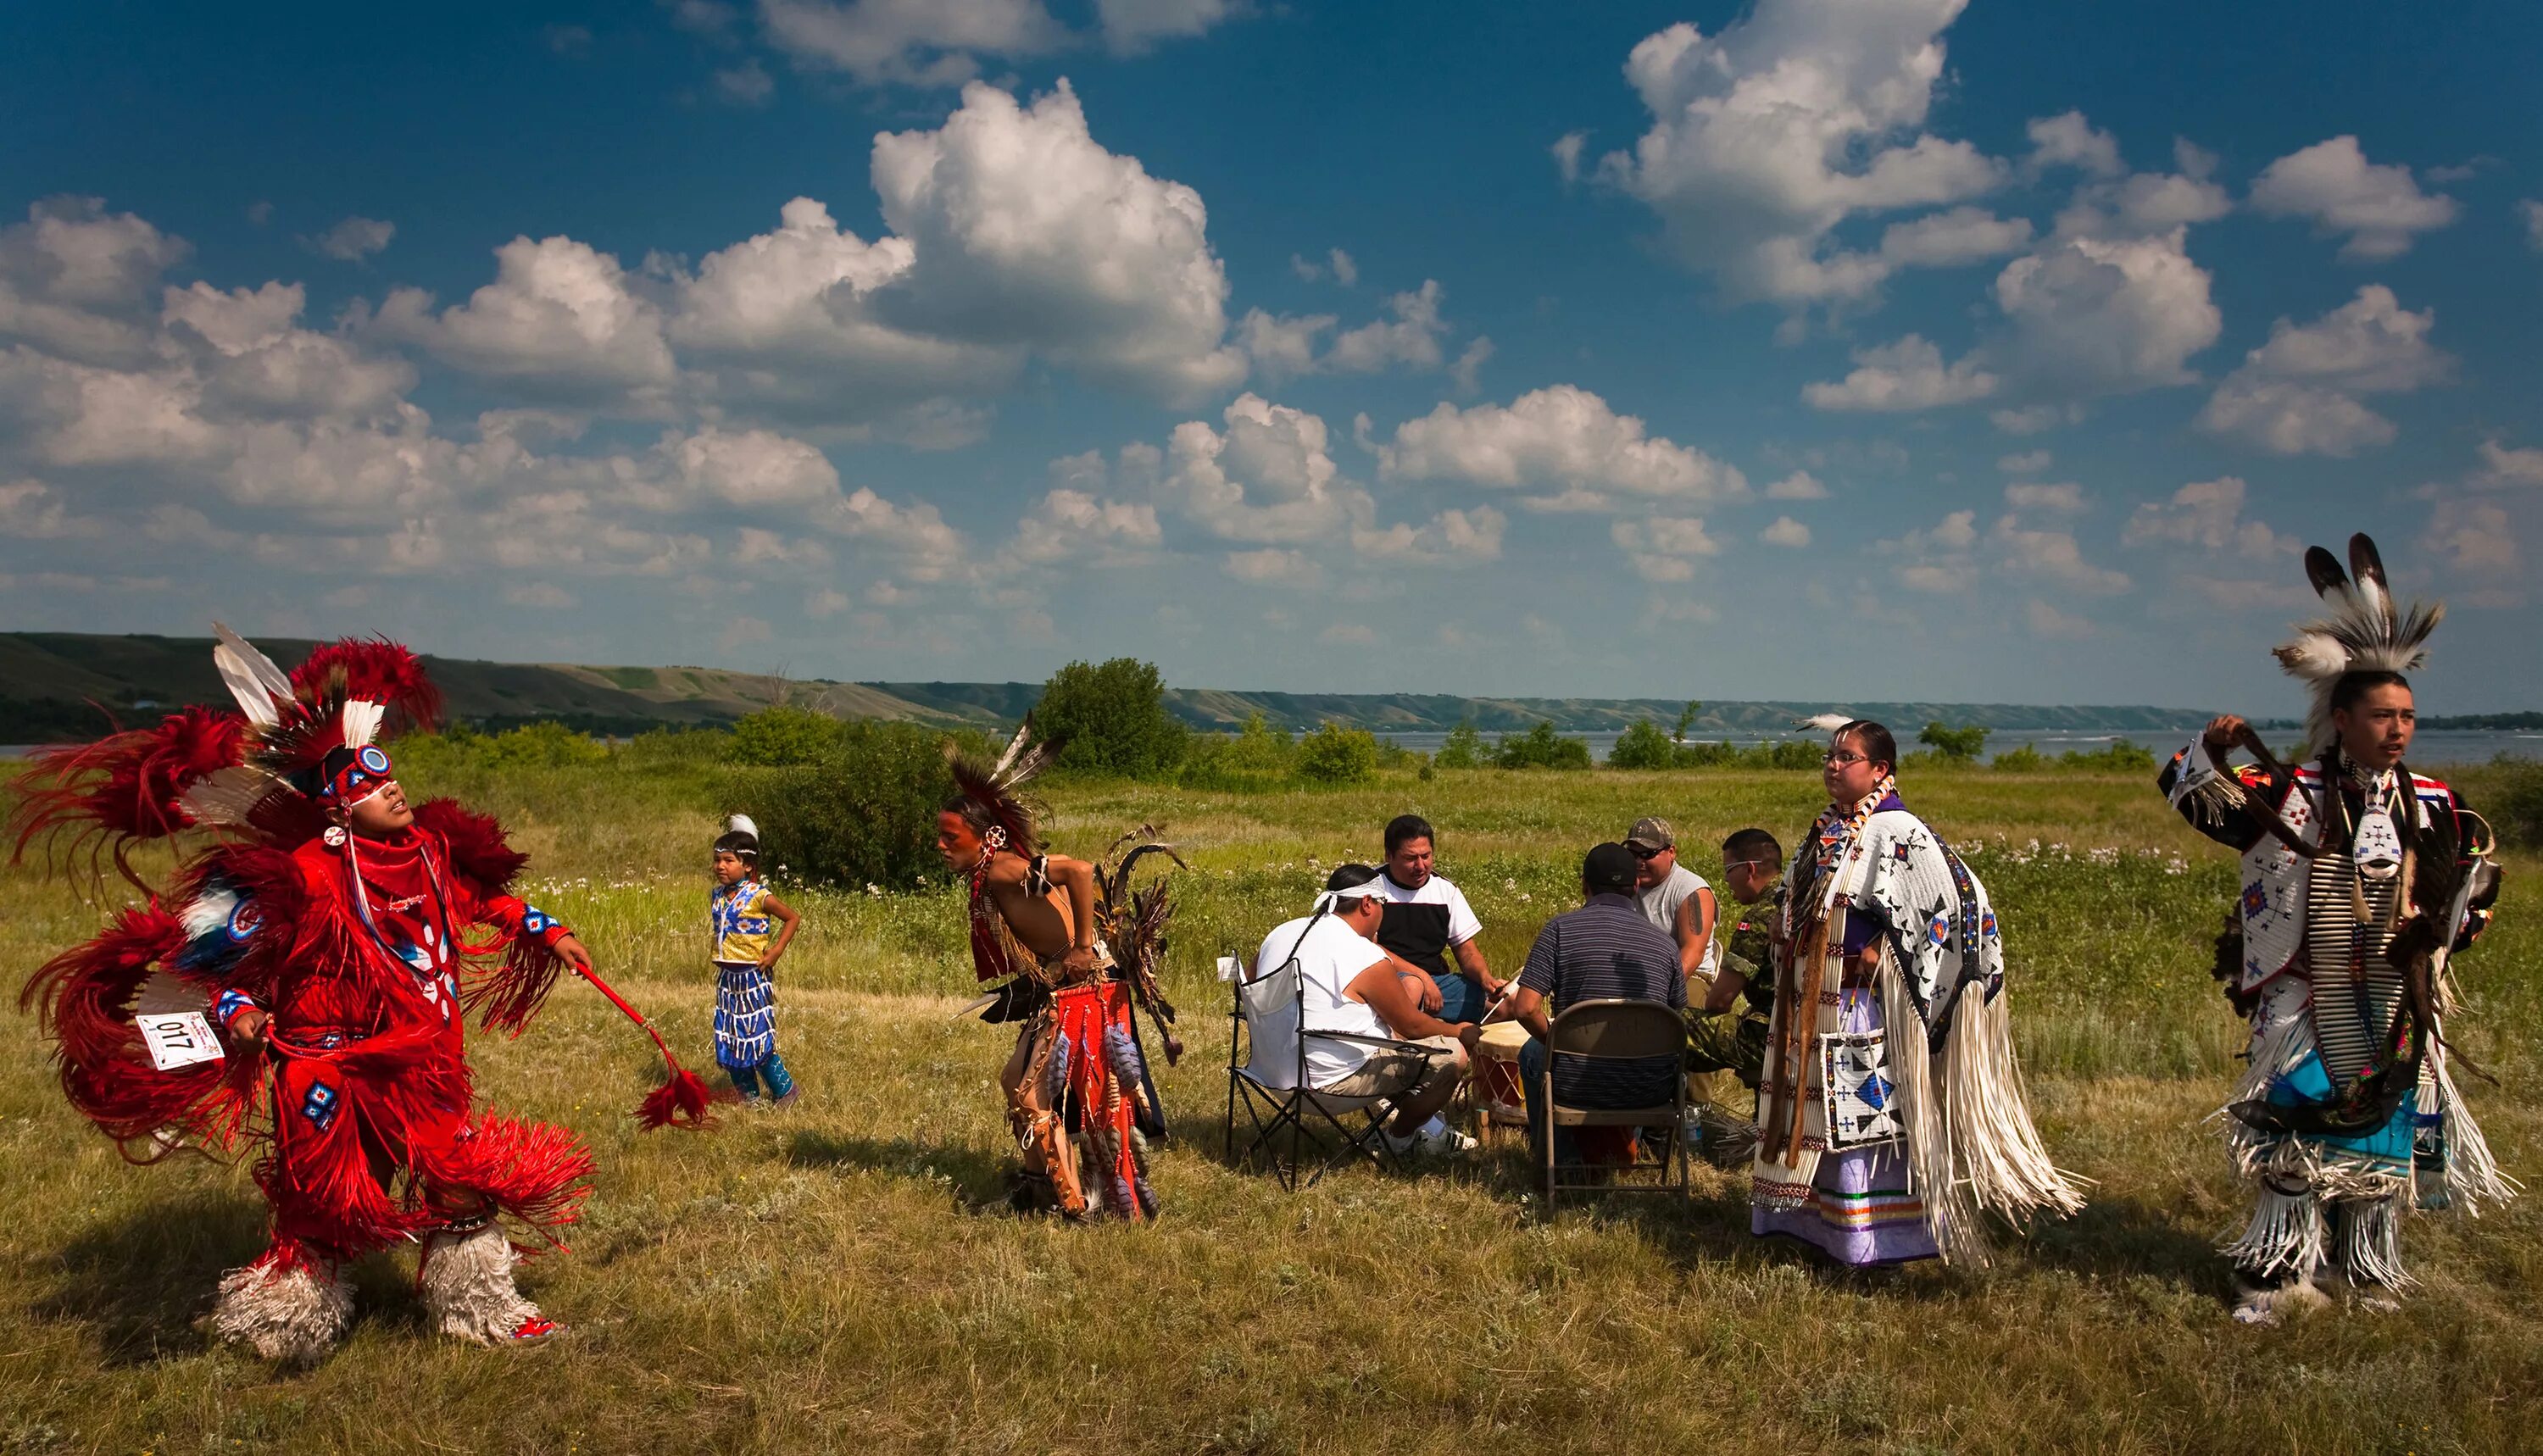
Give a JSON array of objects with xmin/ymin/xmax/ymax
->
[
  {"xmin": 1369, "ymin": 814, "xmax": 1506, "ymax": 1024},
  {"xmin": 1250, "ymin": 866, "xmax": 1483, "ymax": 1157},
  {"xmin": 1624, "ymin": 815, "xmax": 1717, "ymax": 995}
]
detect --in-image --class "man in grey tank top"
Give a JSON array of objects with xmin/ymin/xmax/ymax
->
[{"xmin": 1625, "ymin": 816, "xmax": 1717, "ymax": 992}]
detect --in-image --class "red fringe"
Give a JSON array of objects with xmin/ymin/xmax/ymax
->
[
  {"xmin": 19, "ymin": 903, "xmax": 254, "ymax": 1153},
  {"xmin": 8, "ymin": 707, "xmax": 244, "ymax": 886},
  {"xmin": 637, "ymin": 1062, "xmax": 717, "ymax": 1131},
  {"xmin": 469, "ymin": 930, "xmax": 565, "ymax": 1037},
  {"xmin": 413, "ymin": 799, "xmax": 528, "ymax": 892},
  {"xmin": 290, "ymin": 638, "xmax": 442, "ymax": 731},
  {"xmin": 420, "ymin": 1109, "xmax": 596, "ymax": 1241}
]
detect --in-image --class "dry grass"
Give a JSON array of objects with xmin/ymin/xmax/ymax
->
[{"xmin": 3, "ymin": 763, "xmax": 2540, "ymax": 1455}]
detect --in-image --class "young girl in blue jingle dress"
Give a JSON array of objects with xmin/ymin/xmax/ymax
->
[{"xmin": 710, "ymin": 814, "xmax": 803, "ymax": 1105}]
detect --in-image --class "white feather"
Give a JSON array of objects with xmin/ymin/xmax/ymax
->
[
  {"xmin": 725, "ymin": 813, "xmax": 760, "ymax": 840},
  {"xmin": 340, "ymin": 699, "xmax": 384, "ymax": 750},
  {"xmin": 181, "ymin": 884, "xmax": 241, "ymax": 940},
  {"xmin": 211, "ymin": 622, "xmax": 292, "ymax": 729},
  {"xmin": 1796, "ymin": 712, "xmax": 1853, "ymax": 734},
  {"xmin": 2271, "ymin": 631, "xmax": 2350, "ymax": 684}
]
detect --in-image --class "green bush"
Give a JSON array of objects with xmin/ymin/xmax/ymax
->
[
  {"xmin": 1678, "ymin": 738, "xmax": 1824, "ymax": 770},
  {"xmin": 620, "ymin": 725, "xmax": 732, "ymax": 768},
  {"xmin": 723, "ymin": 720, "xmax": 985, "ymax": 889},
  {"xmin": 1177, "ymin": 712, "xmax": 1295, "ymax": 792},
  {"xmin": 1494, "ymin": 721, "xmax": 1593, "ymax": 770},
  {"xmin": 1919, "ymin": 721, "xmax": 1990, "ymax": 762},
  {"xmin": 398, "ymin": 720, "xmax": 608, "ymax": 775},
  {"xmin": 1433, "ymin": 720, "xmax": 1487, "ymax": 770},
  {"xmin": 1035, "ymin": 658, "xmax": 1190, "ymax": 778},
  {"xmin": 1296, "ymin": 723, "xmax": 1379, "ymax": 785},
  {"xmin": 1993, "ymin": 744, "xmax": 2048, "ymax": 772},
  {"xmin": 2061, "ymin": 739, "xmax": 2157, "ymax": 773},
  {"xmin": 1607, "ymin": 720, "xmax": 1680, "ymax": 770},
  {"xmin": 2482, "ymin": 759, "xmax": 2543, "ymax": 847},
  {"xmin": 728, "ymin": 704, "xmax": 846, "ymax": 766}
]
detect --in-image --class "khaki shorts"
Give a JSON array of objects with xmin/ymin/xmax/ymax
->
[{"xmin": 1317, "ymin": 1034, "xmax": 1466, "ymax": 1102}]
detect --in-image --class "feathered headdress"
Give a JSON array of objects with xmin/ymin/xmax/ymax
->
[
  {"xmin": 2272, "ymin": 534, "xmax": 2442, "ymax": 758},
  {"xmin": 943, "ymin": 719, "xmax": 1060, "ymax": 859},
  {"xmin": 11, "ymin": 624, "xmax": 442, "ymax": 881}
]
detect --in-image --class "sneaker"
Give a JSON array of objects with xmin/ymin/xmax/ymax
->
[
  {"xmin": 1385, "ymin": 1123, "xmax": 1477, "ymax": 1159},
  {"xmin": 771, "ymin": 1087, "xmax": 801, "ymax": 1109}
]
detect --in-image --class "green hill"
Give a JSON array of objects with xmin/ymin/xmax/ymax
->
[{"xmin": 4, "ymin": 631, "xmax": 2240, "ymax": 743}]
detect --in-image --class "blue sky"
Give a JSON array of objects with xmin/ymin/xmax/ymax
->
[{"xmin": 3, "ymin": 1, "xmax": 2539, "ymax": 714}]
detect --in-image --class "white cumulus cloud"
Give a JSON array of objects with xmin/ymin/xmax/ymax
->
[
  {"xmin": 1592, "ymin": 0, "xmax": 2001, "ymax": 305},
  {"xmin": 1375, "ymin": 384, "xmax": 1742, "ymax": 508},
  {"xmin": 2196, "ymin": 285, "xmax": 2448, "ymax": 456},
  {"xmin": 871, "ymin": 81, "xmax": 1246, "ymax": 403},
  {"xmin": 2251, "ymin": 136, "xmax": 2458, "ymax": 261}
]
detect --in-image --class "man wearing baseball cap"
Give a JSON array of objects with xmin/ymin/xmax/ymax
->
[{"xmin": 1625, "ymin": 815, "xmax": 1718, "ymax": 994}]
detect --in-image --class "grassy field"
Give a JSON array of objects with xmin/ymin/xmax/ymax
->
[{"xmin": 3, "ymin": 758, "xmax": 2539, "ymax": 1455}]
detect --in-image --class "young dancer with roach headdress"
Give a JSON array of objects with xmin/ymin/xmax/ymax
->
[
  {"xmin": 936, "ymin": 721, "xmax": 1183, "ymax": 1220},
  {"xmin": 12, "ymin": 626, "xmax": 709, "ymax": 1363},
  {"xmin": 2159, "ymin": 535, "xmax": 2510, "ymax": 1324}
]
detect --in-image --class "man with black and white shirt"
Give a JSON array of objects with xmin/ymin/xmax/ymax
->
[{"xmin": 1370, "ymin": 814, "xmax": 1505, "ymax": 1023}]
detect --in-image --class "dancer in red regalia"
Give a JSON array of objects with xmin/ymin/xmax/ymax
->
[{"xmin": 14, "ymin": 625, "xmax": 702, "ymax": 1363}]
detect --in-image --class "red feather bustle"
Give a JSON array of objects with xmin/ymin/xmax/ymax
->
[
  {"xmin": 8, "ymin": 708, "xmax": 244, "ymax": 887},
  {"xmin": 19, "ymin": 903, "xmax": 254, "ymax": 1159}
]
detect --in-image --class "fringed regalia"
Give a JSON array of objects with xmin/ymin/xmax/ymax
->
[
  {"xmin": 1750, "ymin": 774, "xmax": 2085, "ymax": 1265},
  {"xmin": 11, "ymin": 628, "xmax": 607, "ymax": 1360},
  {"xmin": 2159, "ymin": 536, "xmax": 2510, "ymax": 1304},
  {"xmin": 950, "ymin": 725, "xmax": 1184, "ymax": 1222}
]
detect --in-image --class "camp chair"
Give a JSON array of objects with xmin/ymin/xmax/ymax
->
[
  {"xmin": 1537, "ymin": 998, "xmax": 1692, "ymax": 1207},
  {"xmin": 1222, "ymin": 920, "xmax": 1432, "ymax": 1190}
]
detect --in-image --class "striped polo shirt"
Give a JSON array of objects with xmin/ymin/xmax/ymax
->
[{"xmin": 1517, "ymin": 892, "xmax": 1688, "ymax": 1108}]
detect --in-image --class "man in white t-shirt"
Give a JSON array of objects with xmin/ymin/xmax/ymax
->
[
  {"xmin": 1251, "ymin": 865, "xmax": 1482, "ymax": 1155},
  {"xmin": 1371, "ymin": 814, "xmax": 1504, "ymax": 1023},
  {"xmin": 1626, "ymin": 815, "xmax": 1717, "ymax": 993}
]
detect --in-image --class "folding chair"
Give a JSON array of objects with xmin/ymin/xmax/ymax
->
[
  {"xmin": 1222, "ymin": 935, "xmax": 1432, "ymax": 1190},
  {"xmin": 1537, "ymin": 998, "xmax": 1692, "ymax": 1207}
]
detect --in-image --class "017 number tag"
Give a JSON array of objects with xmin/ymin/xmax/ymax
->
[{"xmin": 136, "ymin": 1011, "xmax": 226, "ymax": 1071}]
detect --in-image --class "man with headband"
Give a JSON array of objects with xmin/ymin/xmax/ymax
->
[{"xmin": 1249, "ymin": 865, "xmax": 1484, "ymax": 1158}]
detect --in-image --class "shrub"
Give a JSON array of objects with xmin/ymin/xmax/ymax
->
[
  {"xmin": 1993, "ymin": 744, "xmax": 2048, "ymax": 772},
  {"xmin": 1607, "ymin": 720, "xmax": 1680, "ymax": 770},
  {"xmin": 1177, "ymin": 712, "xmax": 1294, "ymax": 792},
  {"xmin": 1034, "ymin": 658, "xmax": 1189, "ymax": 778},
  {"xmin": 1433, "ymin": 720, "xmax": 1487, "ymax": 770},
  {"xmin": 1919, "ymin": 721, "xmax": 1990, "ymax": 762},
  {"xmin": 729, "ymin": 704, "xmax": 845, "ymax": 766},
  {"xmin": 1494, "ymin": 721, "xmax": 1592, "ymax": 770},
  {"xmin": 1678, "ymin": 738, "xmax": 1824, "ymax": 770},
  {"xmin": 2061, "ymin": 739, "xmax": 2157, "ymax": 773},
  {"xmin": 1296, "ymin": 723, "xmax": 1379, "ymax": 785},
  {"xmin": 621, "ymin": 725, "xmax": 732, "ymax": 768},
  {"xmin": 2483, "ymin": 759, "xmax": 2543, "ymax": 847},
  {"xmin": 724, "ymin": 720, "xmax": 978, "ymax": 890}
]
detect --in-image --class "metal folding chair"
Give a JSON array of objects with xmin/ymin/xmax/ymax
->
[
  {"xmin": 1537, "ymin": 998, "xmax": 1692, "ymax": 1207},
  {"xmin": 1222, "ymin": 938, "xmax": 1430, "ymax": 1190}
]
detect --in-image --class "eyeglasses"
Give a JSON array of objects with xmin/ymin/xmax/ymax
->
[
  {"xmin": 1823, "ymin": 751, "xmax": 1868, "ymax": 766},
  {"xmin": 1627, "ymin": 843, "xmax": 1666, "ymax": 860}
]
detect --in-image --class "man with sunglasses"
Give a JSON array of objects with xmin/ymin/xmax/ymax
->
[
  {"xmin": 1624, "ymin": 817, "xmax": 1717, "ymax": 997},
  {"xmin": 1683, "ymin": 827, "xmax": 1783, "ymax": 1109}
]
